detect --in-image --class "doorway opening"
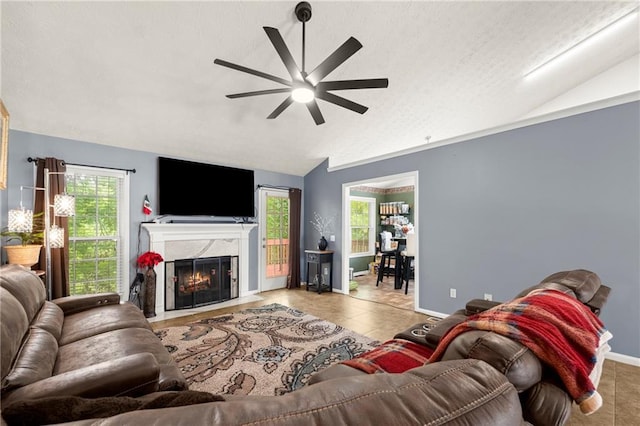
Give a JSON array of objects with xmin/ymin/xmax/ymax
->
[{"xmin": 341, "ymin": 171, "xmax": 419, "ymax": 311}]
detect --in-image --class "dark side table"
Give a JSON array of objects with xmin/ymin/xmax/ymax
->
[{"xmin": 305, "ymin": 250, "xmax": 334, "ymax": 294}]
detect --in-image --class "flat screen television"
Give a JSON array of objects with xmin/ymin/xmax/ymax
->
[{"xmin": 158, "ymin": 156, "xmax": 255, "ymax": 218}]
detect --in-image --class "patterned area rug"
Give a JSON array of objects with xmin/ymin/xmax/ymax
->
[{"xmin": 155, "ymin": 303, "xmax": 380, "ymax": 396}]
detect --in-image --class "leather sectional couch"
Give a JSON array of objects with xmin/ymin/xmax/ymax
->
[
  {"xmin": 0, "ymin": 264, "xmax": 187, "ymax": 408},
  {"xmin": 309, "ymin": 268, "xmax": 612, "ymax": 425},
  {"xmin": 0, "ymin": 266, "xmax": 610, "ymax": 425}
]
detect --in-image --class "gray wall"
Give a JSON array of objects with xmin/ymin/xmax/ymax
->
[
  {"xmin": 4, "ymin": 102, "xmax": 638, "ymax": 358},
  {"xmin": 304, "ymin": 101, "xmax": 640, "ymax": 358},
  {"xmin": 2, "ymin": 130, "xmax": 304, "ymax": 293}
]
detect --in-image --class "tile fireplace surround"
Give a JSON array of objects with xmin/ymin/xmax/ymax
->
[{"xmin": 142, "ymin": 222, "xmax": 257, "ymax": 315}]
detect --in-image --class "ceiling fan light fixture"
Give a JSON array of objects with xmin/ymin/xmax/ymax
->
[
  {"xmin": 214, "ymin": 1, "xmax": 388, "ymax": 124},
  {"xmin": 291, "ymin": 86, "xmax": 315, "ymax": 103}
]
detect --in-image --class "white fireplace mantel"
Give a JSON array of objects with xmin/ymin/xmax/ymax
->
[{"xmin": 142, "ymin": 222, "xmax": 257, "ymax": 314}]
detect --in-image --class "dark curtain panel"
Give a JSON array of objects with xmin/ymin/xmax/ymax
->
[
  {"xmin": 286, "ymin": 188, "xmax": 302, "ymax": 289},
  {"xmin": 35, "ymin": 157, "xmax": 69, "ymax": 299}
]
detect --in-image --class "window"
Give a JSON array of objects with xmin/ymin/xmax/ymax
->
[
  {"xmin": 65, "ymin": 165, "xmax": 130, "ymax": 297},
  {"xmin": 350, "ymin": 197, "xmax": 375, "ymax": 256}
]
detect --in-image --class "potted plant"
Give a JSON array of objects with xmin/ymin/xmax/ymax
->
[{"xmin": 1, "ymin": 211, "xmax": 45, "ymax": 267}]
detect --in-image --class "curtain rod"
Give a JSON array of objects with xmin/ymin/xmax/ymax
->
[
  {"xmin": 256, "ymin": 184, "xmax": 299, "ymax": 190},
  {"xmin": 28, "ymin": 157, "xmax": 136, "ymax": 174}
]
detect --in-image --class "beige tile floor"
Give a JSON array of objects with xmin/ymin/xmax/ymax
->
[
  {"xmin": 152, "ymin": 284, "xmax": 639, "ymax": 425},
  {"xmin": 349, "ymin": 272, "xmax": 414, "ymax": 311}
]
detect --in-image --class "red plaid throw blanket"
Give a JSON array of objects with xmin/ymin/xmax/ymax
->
[
  {"xmin": 341, "ymin": 338, "xmax": 434, "ymax": 374},
  {"xmin": 429, "ymin": 289, "xmax": 608, "ymax": 415}
]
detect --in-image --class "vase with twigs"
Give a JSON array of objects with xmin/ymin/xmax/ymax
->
[{"xmin": 310, "ymin": 212, "xmax": 334, "ymax": 251}]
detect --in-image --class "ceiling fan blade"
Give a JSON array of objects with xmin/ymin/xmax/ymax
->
[
  {"xmin": 306, "ymin": 37, "xmax": 363, "ymax": 85},
  {"xmin": 316, "ymin": 78, "xmax": 389, "ymax": 91},
  {"xmin": 263, "ymin": 27, "xmax": 304, "ymax": 83},
  {"xmin": 267, "ymin": 96, "xmax": 294, "ymax": 119},
  {"xmin": 226, "ymin": 88, "xmax": 292, "ymax": 99},
  {"xmin": 306, "ymin": 100, "xmax": 326, "ymax": 125},
  {"xmin": 316, "ymin": 91, "xmax": 368, "ymax": 114},
  {"xmin": 214, "ymin": 59, "xmax": 291, "ymax": 87}
]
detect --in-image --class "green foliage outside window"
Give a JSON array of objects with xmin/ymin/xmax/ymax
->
[
  {"xmin": 266, "ymin": 195, "xmax": 289, "ymax": 269},
  {"xmin": 66, "ymin": 174, "xmax": 120, "ymax": 295},
  {"xmin": 351, "ymin": 200, "xmax": 371, "ymax": 254}
]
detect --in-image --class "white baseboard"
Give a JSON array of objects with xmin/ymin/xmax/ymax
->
[
  {"xmin": 606, "ymin": 351, "xmax": 640, "ymax": 367},
  {"xmin": 415, "ymin": 307, "xmax": 448, "ymax": 319}
]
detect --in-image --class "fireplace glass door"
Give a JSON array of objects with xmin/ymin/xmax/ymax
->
[{"xmin": 166, "ymin": 256, "xmax": 238, "ymax": 310}]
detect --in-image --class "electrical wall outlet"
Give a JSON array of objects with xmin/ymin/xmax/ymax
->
[
  {"xmin": 484, "ymin": 293, "xmax": 493, "ymax": 301},
  {"xmin": 450, "ymin": 288, "xmax": 457, "ymax": 298},
  {"xmin": 329, "ymin": 235, "xmax": 335, "ymax": 242}
]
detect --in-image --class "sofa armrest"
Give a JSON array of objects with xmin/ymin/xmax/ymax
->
[
  {"xmin": 465, "ymin": 299, "xmax": 501, "ymax": 315},
  {"xmin": 2, "ymin": 353, "xmax": 160, "ymax": 405},
  {"xmin": 53, "ymin": 293, "xmax": 121, "ymax": 315},
  {"xmin": 423, "ymin": 309, "xmax": 468, "ymax": 349}
]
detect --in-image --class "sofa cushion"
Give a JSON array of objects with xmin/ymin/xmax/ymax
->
[
  {"xmin": 55, "ymin": 327, "xmax": 187, "ymax": 391},
  {"xmin": 306, "ymin": 363, "xmax": 368, "ymax": 386},
  {"xmin": 2, "ymin": 327, "xmax": 58, "ymax": 391},
  {"xmin": 1, "ymin": 353, "xmax": 163, "ymax": 406},
  {"xmin": 0, "ymin": 264, "xmax": 47, "ymax": 323},
  {"xmin": 521, "ymin": 380, "xmax": 572, "ymax": 426},
  {"xmin": 1, "ymin": 289, "xmax": 30, "ymax": 380},
  {"xmin": 58, "ymin": 303, "xmax": 153, "ymax": 346},
  {"xmin": 585, "ymin": 285, "xmax": 611, "ymax": 316},
  {"xmin": 32, "ymin": 301, "xmax": 65, "ymax": 341},
  {"xmin": 440, "ymin": 330, "xmax": 542, "ymax": 391}
]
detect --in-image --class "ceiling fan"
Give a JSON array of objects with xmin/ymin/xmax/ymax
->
[{"xmin": 214, "ymin": 1, "xmax": 389, "ymax": 125}]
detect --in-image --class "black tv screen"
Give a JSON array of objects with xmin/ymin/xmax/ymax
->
[{"xmin": 158, "ymin": 157, "xmax": 255, "ymax": 218}]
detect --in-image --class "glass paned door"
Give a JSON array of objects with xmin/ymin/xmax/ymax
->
[{"xmin": 260, "ymin": 188, "xmax": 290, "ymax": 291}]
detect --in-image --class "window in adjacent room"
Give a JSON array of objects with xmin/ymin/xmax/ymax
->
[
  {"xmin": 65, "ymin": 165, "xmax": 130, "ymax": 297},
  {"xmin": 350, "ymin": 196, "xmax": 376, "ymax": 256}
]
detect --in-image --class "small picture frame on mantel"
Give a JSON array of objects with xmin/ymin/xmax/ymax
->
[{"xmin": 0, "ymin": 99, "xmax": 9, "ymax": 190}]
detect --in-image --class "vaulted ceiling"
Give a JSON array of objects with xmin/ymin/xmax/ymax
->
[{"xmin": 2, "ymin": 1, "xmax": 638, "ymax": 176}]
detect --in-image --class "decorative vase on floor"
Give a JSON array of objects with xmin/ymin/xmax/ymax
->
[
  {"xmin": 143, "ymin": 267, "xmax": 157, "ymax": 318},
  {"xmin": 318, "ymin": 236, "xmax": 328, "ymax": 251}
]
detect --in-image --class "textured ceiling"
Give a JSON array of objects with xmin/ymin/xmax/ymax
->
[{"xmin": 2, "ymin": 1, "xmax": 639, "ymax": 176}]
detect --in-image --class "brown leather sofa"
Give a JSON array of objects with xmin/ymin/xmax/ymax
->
[
  {"xmin": 311, "ymin": 268, "xmax": 612, "ymax": 425},
  {"xmin": 0, "ymin": 264, "xmax": 187, "ymax": 407},
  {"xmin": 50, "ymin": 359, "xmax": 523, "ymax": 425},
  {"xmin": 1, "ymin": 268, "xmax": 609, "ymax": 425}
]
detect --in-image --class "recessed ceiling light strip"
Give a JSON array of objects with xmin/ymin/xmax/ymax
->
[{"xmin": 524, "ymin": 8, "xmax": 639, "ymax": 79}]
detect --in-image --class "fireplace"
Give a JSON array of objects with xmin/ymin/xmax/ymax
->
[
  {"xmin": 141, "ymin": 223, "xmax": 256, "ymax": 314},
  {"xmin": 165, "ymin": 256, "xmax": 238, "ymax": 310}
]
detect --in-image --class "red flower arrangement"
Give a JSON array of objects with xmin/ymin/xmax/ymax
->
[{"xmin": 137, "ymin": 251, "xmax": 164, "ymax": 268}]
